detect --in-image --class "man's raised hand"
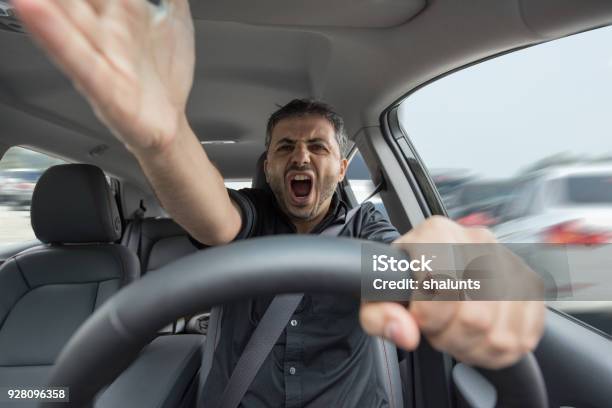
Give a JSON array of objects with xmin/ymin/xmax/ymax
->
[{"xmin": 13, "ymin": 0, "xmax": 196, "ymax": 154}]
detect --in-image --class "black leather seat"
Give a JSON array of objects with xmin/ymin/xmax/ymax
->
[
  {"xmin": 135, "ymin": 218, "xmax": 197, "ymax": 273},
  {"xmin": 252, "ymin": 151, "xmax": 270, "ymax": 190},
  {"xmin": 0, "ymin": 164, "xmax": 139, "ymax": 398},
  {"xmin": 125, "ymin": 152, "xmax": 265, "ymax": 278}
]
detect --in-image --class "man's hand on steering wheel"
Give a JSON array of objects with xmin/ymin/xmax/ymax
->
[{"xmin": 360, "ymin": 216, "xmax": 546, "ymax": 370}]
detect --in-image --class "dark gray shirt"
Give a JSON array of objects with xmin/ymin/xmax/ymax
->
[{"xmin": 197, "ymin": 188, "xmax": 400, "ymax": 407}]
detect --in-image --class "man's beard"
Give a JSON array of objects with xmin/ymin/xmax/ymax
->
[{"xmin": 267, "ymin": 167, "xmax": 338, "ymax": 221}]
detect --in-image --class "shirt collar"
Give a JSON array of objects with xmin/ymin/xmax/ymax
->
[{"xmin": 309, "ymin": 191, "xmax": 349, "ymax": 234}]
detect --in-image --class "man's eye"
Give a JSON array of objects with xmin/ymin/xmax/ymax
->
[
  {"xmin": 310, "ymin": 144, "xmax": 326, "ymax": 152},
  {"xmin": 277, "ymin": 145, "xmax": 292, "ymax": 152}
]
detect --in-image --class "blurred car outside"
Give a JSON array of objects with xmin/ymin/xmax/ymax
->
[
  {"xmin": 492, "ymin": 164, "xmax": 612, "ymax": 327},
  {"xmin": 0, "ymin": 170, "xmax": 7, "ymax": 203},
  {"xmin": 0, "ymin": 168, "xmax": 42, "ymax": 209},
  {"xmin": 493, "ymin": 164, "xmax": 612, "ymax": 245},
  {"xmin": 429, "ymin": 168, "xmax": 474, "ymax": 210},
  {"xmin": 448, "ymin": 179, "xmax": 517, "ymax": 227}
]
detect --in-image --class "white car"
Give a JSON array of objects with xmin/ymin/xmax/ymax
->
[
  {"xmin": 494, "ymin": 164, "xmax": 612, "ymax": 244},
  {"xmin": 494, "ymin": 164, "xmax": 612, "ymax": 314},
  {"xmin": 0, "ymin": 168, "xmax": 41, "ymax": 208}
]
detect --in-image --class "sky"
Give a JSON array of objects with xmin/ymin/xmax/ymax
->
[{"xmin": 398, "ymin": 25, "xmax": 612, "ymax": 179}]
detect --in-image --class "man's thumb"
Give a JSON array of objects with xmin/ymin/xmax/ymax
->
[{"xmin": 360, "ymin": 302, "xmax": 421, "ymax": 350}]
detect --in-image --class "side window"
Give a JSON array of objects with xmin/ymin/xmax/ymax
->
[
  {"xmin": 0, "ymin": 147, "xmax": 65, "ymax": 246},
  {"xmin": 346, "ymin": 151, "xmax": 389, "ymax": 219},
  {"xmin": 224, "ymin": 180, "xmax": 252, "ymax": 190},
  {"xmin": 398, "ymin": 26, "xmax": 612, "ymax": 336}
]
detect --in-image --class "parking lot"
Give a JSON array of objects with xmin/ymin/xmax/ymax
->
[{"xmin": 0, "ymin": 205, "xmax": 36, "ymax": 244}]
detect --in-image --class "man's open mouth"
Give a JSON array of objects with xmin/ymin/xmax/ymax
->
[{"xmin": 288, "ymin": 173, "xmax": 314, "ymax": 204}]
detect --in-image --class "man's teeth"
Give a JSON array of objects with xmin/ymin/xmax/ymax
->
[{"xmin": 293, "ymin": 175, "xmax": 311, "ymax": 181}]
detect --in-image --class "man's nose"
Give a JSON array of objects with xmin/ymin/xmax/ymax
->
[{"xmin": 291, "ymin": 144, "xmax": 311, "ymax": 166}]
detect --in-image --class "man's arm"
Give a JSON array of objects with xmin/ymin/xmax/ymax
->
[
  {"xmin": 132, "ymin": 116, "xmax": 242, "ymax": 245},
  {"xmin": 13, "ymin": 0, "xmax": 241, "ymax": 245}
]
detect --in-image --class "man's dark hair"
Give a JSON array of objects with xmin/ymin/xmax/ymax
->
[{"xmin": 265, "ymin": 99, "xmax": 348, "ymax": 158}]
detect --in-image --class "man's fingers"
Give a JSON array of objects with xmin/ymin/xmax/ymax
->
[
  {"xmin": 425, "ymin": 302, "xmax": 495, "ymax": 357},
  {"xmin": 51, "ymin": 0, "xmax": 107, "ymax": 17},
  {"xmin": 410, "ymin": 300, "xmax": 458, "ymax": 335},
  {"xmin": 520, "ymin": 301, "xmax": 545, "ymax": 352},
  {"xmin": 114, "ymin": 0, "xmax": 158, "ymax": 28},
  {"xmin": 88, "ymin": 0, "xmax": 106, "ymax": 15},
  {"xmin": 13, "ymin": 0, "xmax": 112, "ymax": 107},
  {"xmin": 54, "ymin": 0, "xmax": 103, "ymax": 52},
  {"xmin": 100, "ymin": 0, "xmax": 151, "ymax": 79},
  {"xmin": 455, "ymin": 302, "xmax": 538, "ymax": 369},
  {"xmin": 412, "ymin": 301, "xmax": 538, "ymax": 369},
  {"xmin": 360, "ymin": 302, "xmax": 420, "ymax": 350},
  {"xmin": 13, "ymin": 0, "xmax": 93, "ymax": 73},
  {"xmin": 168, "ymin": 0, "xmax": 194, "ymax": 25}
]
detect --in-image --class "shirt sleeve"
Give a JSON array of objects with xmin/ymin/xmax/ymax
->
[
  {"xmin": 358, "ymin": 202, "xmax": 401, "ymax": 243},
  {"xmin": 189, "ymin": 188, "xmax": 259, "ymax": 249},
  {"xmin": 227, "ymin": 188, "xmax": 257, "ymax": 241}
]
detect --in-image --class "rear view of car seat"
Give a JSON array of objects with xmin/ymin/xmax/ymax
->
[
  {"xmin": 0, "ymin": 164, "xmax": 139, "ymax": 398},
  {"xmin": 123, "ymin": 217, "xmax": 198, "ymax": 274}
]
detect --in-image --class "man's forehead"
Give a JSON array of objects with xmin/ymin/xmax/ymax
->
[{"xmin": 270, "ymin": 115, "xmax": 335, "ymax": 143}]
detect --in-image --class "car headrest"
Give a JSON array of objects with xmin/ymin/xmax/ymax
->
[
  {"xmin": 251, "ymin": 152, "xmax": 270, "ymax": 190},
  {"xmin": 31, "ymin": 164, "xmax": 122, "ymax": 244}
]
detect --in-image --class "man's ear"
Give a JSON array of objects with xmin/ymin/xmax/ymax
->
[
  {"xmin": 264, "ymin": 159, "xmax": 270, "ymax": 182},
  {"xmin": 338, "ymin": 158, "xmax": 349, "ymax": 182}
]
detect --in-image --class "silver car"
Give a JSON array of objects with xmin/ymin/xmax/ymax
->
[
  {"xmin": 494, "ymin": 164, "xmax": 612, "ymax": 244},
  {"xmin": 0, "ymin": 168, "xmax": 41, "ymax": 209},
  {"xmin": 494, "ymin": 164, "xmax": 612, "ymax": 315}
]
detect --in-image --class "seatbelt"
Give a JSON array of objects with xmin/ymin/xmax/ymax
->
[
  {"xmin": 317, "ymin": 205, "xmax": 360, "ymax": 237},
  {"xmin": 122, "ymin": 207, "xmax": 145, "ymax": 267},
  {"xmin": 217, "ymin": 294, "xmax": 304, "ymax": 408},
  {"xmin": 198, "ymin": 206, "xmax": 361, "ymax": 408},
  {"xmin": 198, "ymin": 305, "xmax": 223, "ymax": 395}
]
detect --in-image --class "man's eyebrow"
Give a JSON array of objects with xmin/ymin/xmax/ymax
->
[
  {"xmin": 274, "ymin": 137, "xmax": 331, "ymax": 145},
  {"xmin": 307, "ymin": 138, "xmax": 330, "ymax": 145},
  {"xmin": 275, "ymin": 137, "xmax": 296, "ymax": 145}
]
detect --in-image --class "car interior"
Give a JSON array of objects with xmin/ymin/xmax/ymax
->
[{"xmin": 1, "ymin": 0, "xmax": 612, "ymax": 407}]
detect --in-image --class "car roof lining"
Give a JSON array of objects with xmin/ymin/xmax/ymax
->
[
  {"xmin": 1, "ymin": 0, "xmax": 612, "ymax": 194},
  {"xmin": 188, "ymin": 0, "xmax": 427, "ymax": 29}
]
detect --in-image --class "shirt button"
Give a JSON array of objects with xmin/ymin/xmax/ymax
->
[
  {"xmin": 289, "ymin": 367, "xmax": 296, "ymax": 375},
  {"xmin": 290, "ymin": 319, "xmax": 298, "ymax": 327}
]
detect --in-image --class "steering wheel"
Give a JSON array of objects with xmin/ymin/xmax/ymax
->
[{"xmin": 44, "ymin": 236, "xmax": 548, "ymax": 408}]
